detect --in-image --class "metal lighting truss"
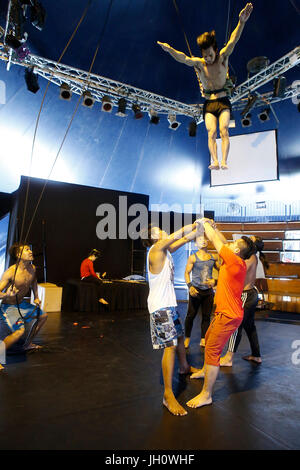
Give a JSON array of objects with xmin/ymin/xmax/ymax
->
[
  {"xmin": 0, "ymin": 37, "xmax": 299, "ymax": 124},
  {"xmin": 0, "ymin": 41, "xmax": 203, "ymax": 120}
]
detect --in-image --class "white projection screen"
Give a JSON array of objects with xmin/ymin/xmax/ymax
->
[{"xmin": 210, "ymin": 129, "xmax": 278, "ymax": 187}]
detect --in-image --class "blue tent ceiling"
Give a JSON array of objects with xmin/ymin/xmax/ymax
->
[{"xmin": 0, "ymin": 0, "xmax": 299, "ymax": 208}]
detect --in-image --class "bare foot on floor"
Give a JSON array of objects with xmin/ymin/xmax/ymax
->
[
  {"xmin": 179, "ymin": 365, "xmax": 201, "ymax": 375},
  {"xmin": 0, "ymin": 363, "xmax": 4, "ymax": 372},
  {"xmin": 220, "ymin": 358, "xmax": 232, "ymax": 367},
  {"xmin": 243, "ymin": 355, "xmax": 262, "ymax": 364},
  {"xmin": 221, "ymin": 163, "xmax": 228, "ymax": 170},
  {"xmin": 25, "ymin": 344, "xmax": 43, "ymax": 351},
  {"xmin": 186, "ymin": 392, "xmax": 212, "ymax": 409},
  {"xmin": 163, "ymin": 394, "xmax": 187, "ymax": 416},
  {"xmin": 99, "ymin": 298, "xmax": 109, "ymax": 305},
  {"xmin": 190, "ymin": 369, "xmax": 205, "ymax": 379}
]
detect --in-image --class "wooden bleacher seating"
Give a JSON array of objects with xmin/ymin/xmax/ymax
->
[{"xmin": 207, "ymin": 221, "xmax": 300, "ymax": 313}]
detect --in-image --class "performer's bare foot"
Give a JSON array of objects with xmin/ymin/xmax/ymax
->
[
  {"xmin": 220, "ymin": 162, "xmax": 228, "ymax": 170},
  {"xmin": 190, "ymin": 368, "xmax": 205, "ymax": 379},
  {"xmin": 199, "ymin": 338, "xmax": 205, "ymax": 347},
  {"xmin": 208, "ymin": 162, "xmax": 220, "ymax": 170},
  {"xmin": 179, "ymin": 364, "xmax": 201, "ymax": 375},
  {"xmin": 0, "ymin": 363, "xmax": 4, "ymax": 372},
  {"xmin": 184, "ymin": 337, "xmax": 190, "ymax": 349},
  {"xmin": 25, "ymin": 343, "xmax": 43, "ymax": 351},
  {"xmin": 163, "ymin": 393, "xmax": 187, "ymax": 416},
  {"xmin": 243, "ymin": 355, "xmax": 262, "ymax": 364},
  {"xmin": 186, "ymin": 392, "xmax": 212, "ymax": 409},
  {"xmin": 220, "ymin": 352, "xmax": 233, "ymax": 367},
  {"xmin": 99, "ymin": 298, "xmax": 109, "ymax": 305}
]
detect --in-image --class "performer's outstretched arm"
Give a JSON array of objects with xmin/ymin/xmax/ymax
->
[
  {"xmin": 220, "ymin": 3, "xmax": 253, "ymax": 59},
  {"xmin": 157, "ymin": 41, "xmax": 203, "ymax": 68}
]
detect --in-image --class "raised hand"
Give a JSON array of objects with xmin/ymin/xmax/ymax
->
[
  {"xmin": 239, "ymin": 3, "xmax": 253, "ymax": 23},
  {"xmin": 157, "ymin": 41, "xmax": 171, "ymax": 51}
]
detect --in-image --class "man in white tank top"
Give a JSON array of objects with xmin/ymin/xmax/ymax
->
[{"xmin": 143, "ymin": 222, "xmax": 201, "ymax": 416}]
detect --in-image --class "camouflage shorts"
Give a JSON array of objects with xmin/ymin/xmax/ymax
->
[{"xmin": 150, "ymin": 307, "xmax": 184, "ymax": 350}]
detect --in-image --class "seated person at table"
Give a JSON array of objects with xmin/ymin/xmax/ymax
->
[{"xmin": 80, "ymin": 249, "xmax": 108, "ymax": 305}]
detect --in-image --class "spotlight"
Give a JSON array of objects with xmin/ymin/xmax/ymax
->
[
  {"xmin": 258, "ymin": 108, "xmax": 270, "ymax": 122},
  {"xmin": 273, "ymin": 76, "xmax": 287, "ymax": 98},
  {"xmin": 5, "ymin": 35, "xmax": 22, "ymax": 50},
  {"xmin": 167, "ymin": 113, "xmax": 181, "ymax": 130},
  {"xmin": 132, "ymin": 103, "xmax": 143, "ymax": 119},
  {"xmin": 148, "ymin": 108, "xmax": 160, "ymax": 124},
  {"xmin": 82, "ymin": 91, "xmax": 95, "ymax": 108},
  {"xmin": 241, "ymin": 113, "xmax": 252, "ymax": 127},
  {"xmin": 189, "ymin": 119, "xmax": 197, "ymax": 137},
  {"xmin": 116, "ymin": 98, "xmax": 127, "ymax": 117},
  {"xmin": 60, "ymin": 83, "xmax": 72, "ymax": 101},
  {"xmin": 24, "ymin": 67, "xmax": 39, "ymax": 93},
  {"xmin": 241, "ymin": 94, "xmax": 257, "ymax": 117},
  {"xmin": 101, "ymin": 95, "xmax": 113, "ymax": 112},
  {"xmin": 30, "ymin": 1, "xmax": 46, "ymax": 31}
]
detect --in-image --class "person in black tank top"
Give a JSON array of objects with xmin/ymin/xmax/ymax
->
[{"xmin": 184, "ymin": 236, "xmax": 219, "ymax": 348}]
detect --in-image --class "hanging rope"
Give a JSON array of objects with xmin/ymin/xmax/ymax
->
[
  {"xmin": 224, "ymin": 0, "xmax": 237, "ymax": 76},
  {"xmin": 172, "ymin": 0, "xmax": 202, "ymax": 93},
  {"xmin": 18, "ymin": 0, "xmax": 115, "ymax": 249},
  {"xmin": 11, "ymin": 1, "xmax": 95, "ymax": 292}
]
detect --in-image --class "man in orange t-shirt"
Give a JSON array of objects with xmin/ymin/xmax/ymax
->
[{"xmin": 187, "ymin": 218, "xmax": 255, "ymax": 409}]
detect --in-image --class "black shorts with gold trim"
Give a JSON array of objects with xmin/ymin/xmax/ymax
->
[{"xmin": 203, "ymin": 97, "xmax": 232, "ymax": 119}]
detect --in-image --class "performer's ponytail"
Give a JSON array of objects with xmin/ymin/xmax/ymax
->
[{"xmin": 253, "ymin": 237, "xmax": 269, "ymax": 271}]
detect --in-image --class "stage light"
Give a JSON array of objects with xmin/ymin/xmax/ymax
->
[
  {"xmin": 273, "ymin": 76, "xmax": 286, "ymax": 98},
  {"xmin": 189, "ymin": 119, "xmax": 197, "ymax": 137},
  {"xmin": 116, "ymin": 98, "xmax": 127, "ymax": 117},
  {"xmin": 167, "ymin": 113, "xmax": 181, "ymax": 130},
  {"xmin": 24, "ymin": 67, "xmax": 39, "ymax": 93},
  {"xmin": 132, "ymin": 103, "xmax": 143, "ymax": 119},
  {"xmin": 241, "ymin": 113, "xmax": 252, "ymax": 127},
  {"xmin": 82, "ymin": 91, "xmax": 95, "ymax": 108},
  {"xmin": 241, "ymin": 94, "xmax": 257, "ymax": 117},
  {"xmin": 148, "ymin": 109, "xmax": 160, "ymax": 124},
  {"xmin": 101, "ymin": 95, "xmax": 113, "ymax": 112},
  {"xmin": 247, "ymin": 56, "xmax": 270, "ymax": 74},
  {"xmin": 60, "ymin": 83, "xmax": 72, "ymax": 101},
  {"xmin": 258, "ymin": 108, "xmax": 270, "ymax": 122},
  {"xmin": 30, "ymin": 1, "xmax": 46, "ymax": 31}
]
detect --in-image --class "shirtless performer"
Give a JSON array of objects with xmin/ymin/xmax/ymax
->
[
  {"xmin": 143, "ymin": 222, "xmax": 201, "ymax": 416},
  {"xmin": 0, "ymin": 244, "xmax": 48, "ymax": 371},
  {"xmin": 186, "ymin": 219, "xmax": 254, "ymax": 409},
  {"xmin": 158, "ymin": 3, "xmax": 253, "ymax": 170},
  {"xmin": 220, "ymin": 236, "xmax": 267, "ymax": 366}
]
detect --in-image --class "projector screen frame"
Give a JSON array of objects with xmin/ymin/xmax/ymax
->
[{"xmin": 209, "ymin": 128, "xmax": 279, "ymax": 188}]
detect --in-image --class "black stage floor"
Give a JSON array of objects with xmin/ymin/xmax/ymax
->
[{"xmin": 0, "ymin": 304, "xmax": 300, "ymax": 451}]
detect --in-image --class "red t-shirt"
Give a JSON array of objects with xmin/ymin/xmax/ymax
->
[
  {"xmin": 214, "ymin": 245, "xmax": 246, "ymax": 319},
  {"xmin": 80, "ymin": 258, "xmax": 98, "ymax": 279}
]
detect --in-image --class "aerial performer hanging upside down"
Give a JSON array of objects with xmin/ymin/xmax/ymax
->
[{"xmin": 158, "ymin": 3, "xmax": 253, "ymax": 170}]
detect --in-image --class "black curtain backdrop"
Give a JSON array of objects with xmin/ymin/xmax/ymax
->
[{"xmin": 7, "ymin": 176, "xmax": 149, "ymax": 284}]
